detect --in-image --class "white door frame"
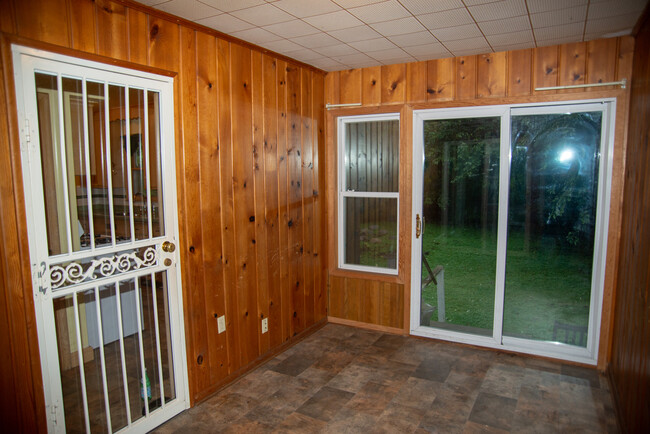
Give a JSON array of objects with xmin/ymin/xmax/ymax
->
[
  {"xmin": 410, "ymin": 99, "xmax": 616, "ymax": 365},
  {"xmin": 12, "ymin": 45, "xmax": 189, "ymax": 433}
]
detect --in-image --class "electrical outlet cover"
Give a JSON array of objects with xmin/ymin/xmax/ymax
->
[
  {"xmin": 261, "ymin": 318, "xmax": 268, "ymax": 334},
  {"xmin": 217, "ymin": 315, "xmax": 226, "ymax": 334}
]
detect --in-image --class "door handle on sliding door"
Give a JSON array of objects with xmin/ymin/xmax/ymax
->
[{"xmin": 416, "ymin": 214, "xmax": 421, "ymax": 238}]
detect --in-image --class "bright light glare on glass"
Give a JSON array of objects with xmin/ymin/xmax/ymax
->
[{"xmin": 558, "ymin": 148, "xmax": 575, "ymax": 163}]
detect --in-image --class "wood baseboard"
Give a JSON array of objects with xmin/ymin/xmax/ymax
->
[{"xmin": 327, "ymin": 316, "xmax": 408, "ymax": 335}]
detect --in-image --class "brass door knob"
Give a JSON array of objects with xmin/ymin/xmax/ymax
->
[
  {"xmin": 162, "ymin": 241, "xmax": 176, "ymax": 253},
  {"xmin": 164, "ymin": 258, "xmax": 172, "ymax": 266}
]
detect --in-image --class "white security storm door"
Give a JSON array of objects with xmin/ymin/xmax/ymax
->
[
  {"xmin": 12, "ymin": 45, "xmax": 189, "ymax": 433},
  {"xmin": 411, "ymin": 101, "xmax": 615, "ymax": 365}
]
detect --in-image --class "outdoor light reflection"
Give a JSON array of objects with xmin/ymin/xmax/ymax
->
[{"xmin": 558, "ymin": 148, "xmax": 575, "ymax": 163}]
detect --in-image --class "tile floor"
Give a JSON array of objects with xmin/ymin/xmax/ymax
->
[{"xmin": 154, "ymin": 324, "xmax": 618, "ymax": 433}]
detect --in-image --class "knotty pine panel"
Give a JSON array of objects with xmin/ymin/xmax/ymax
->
[
  {"xmin": 0, "ymin": 0, "xmax": 326, "ymax": 423},
  {"xmin": 609, "ymin": 11, "xmax": 650, "ymax": 433}
]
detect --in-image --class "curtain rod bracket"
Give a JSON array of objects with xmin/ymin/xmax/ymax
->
[{"xmin": 326, "ymin": 102, "xmax": 362, "ymax": 110}]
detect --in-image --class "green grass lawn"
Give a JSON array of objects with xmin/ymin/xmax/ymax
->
[{"xmin": 420, "ymin": 224, "xmax": 592, "ymax": 344}]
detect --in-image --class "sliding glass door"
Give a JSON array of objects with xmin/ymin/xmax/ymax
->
[{"xmin": 411, "ymin": 101, "xmax": 614, "ymax": 364}]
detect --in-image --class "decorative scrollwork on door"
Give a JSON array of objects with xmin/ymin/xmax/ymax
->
[{"xmin": 49, "ymin": 247, "xmax": 157, "ymax": 289}]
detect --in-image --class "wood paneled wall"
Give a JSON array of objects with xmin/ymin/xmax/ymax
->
[
  {"xmin": 609, "ymin": 9, "xmax": 650, "ymax": 433},
  {"xmin": 325, "ymin": 37, "xmax": 634, "ymax": 364},
  {"xmin": 0, "ymin": 0, "xmax": 326, "ymax": 429}
]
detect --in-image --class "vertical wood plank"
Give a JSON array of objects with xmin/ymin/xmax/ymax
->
[
  {"xmin": 427, "ymin": 58, "xmax": 455, "ymax": 101},
  {"xmin": 196, "ymin": 31, "xmax": 228, "ymax": 385},
  {"xmin": 324, "ymin": 71, "xmax": 339, "ymax": 105},
  {"xmin": 477, "ymin": 52, "xmax": 506, "ymax": 98},
  {"xmin": 456, "ymin": 55, "xmax": 477, "ymax": 100},
  {"xmin": 381, "ymin": 64, "xmax": 406, "ymax": 104},
  {"xmin": 277, "ymin": 60, "xmax": 291, "ymax": 343},
  {"xmin": 286, "ymin": 64, "xmax": 305, "ymax": 336},
  {"xmin": 252, "ymin": 50, "xmax": 271, "ymax": 355},
  {"xmin": 312, "ymin": 72, "xmax": 327, "ymax": 322},
  {"xmin": 362, "ymin": 66, "xmax": 381, "ymax": 106},
  {"xmin": 177, "ymin": 26, "xmax": 207, "ymax": 393},
  {"xmin": 148, "ymin": 16, "xmax": 179, "ymax": 71},
  {"xmin": 127, "ymin": 9, "xmax": 148, "ymax": 65},
  {"xmin": 0, "ymin": 0, "xmax": 16, "ymax": 33},
  {"xmin": 587, "ymin": 38, "xmax": 618, "ymax": 85},
  {"xmin": 230, "ymin": 43, "xmax": 259, "ymax": 366},
  {"xmin": 217, "ymin": 39, "xmax": 241, "ymax": 373},
  {"xmin": 616, "ymin": 36, "xmax": 635, "ymax": 81},
  {"xmin": 262, "ymin": 55, "xmax": 283, "ymax": 348},
  {"xmin": 13, "ymin": 0, "xmax": 70, "ymax": 46},
  {"xmin": 339, "ymin": 68, "xmax": 362, "ymax": 104},
  {"xmin": 559, "ymin": 42, "xmax": 587, "ymax": 92},
  {"xmin": 301, "ymin": 69, "xmax": 315, "ymax": 327},
  {"xmin": 533, "ymin": 45, "xmax": 559, "ymax": 94},
  {"xmin": 507, "ymin": 48, "xmax": 532, "ymax": 96},
  {"xmin": 68, "ymin": 0, "xmax": 96, "ymax": 53},
  {"xmin": 406, "ymin": 61, "xmax": 427, "ymax": 103},
  {"xmin": 95, "ymin": 0, "xmax": 128, "ymax": 61}
]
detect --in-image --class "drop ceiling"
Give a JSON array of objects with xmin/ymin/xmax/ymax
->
[{"xmin": 138, "ymin": 0, "xmax": 648, "ymax": 71}]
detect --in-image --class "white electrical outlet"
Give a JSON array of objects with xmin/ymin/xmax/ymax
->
[
  {"xmin": 261, "ymin": 318, "xmax": 268, "ymax": 334},
  {"xmin": 217, "ymin": 315, "xmax": 226, "ymax": 334}
]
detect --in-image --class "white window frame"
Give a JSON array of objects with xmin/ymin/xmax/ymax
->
[
  {"xmin": 338, "ymin": 113, "xmax": 400, "ymax": 275},
  {"xmin": 410, "ymin": 99, "xmax": 616, "ymax": 365}
]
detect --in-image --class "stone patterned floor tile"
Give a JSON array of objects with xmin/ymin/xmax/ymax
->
[
  {"xmin": 295, "ymin": 386, "xmax": 355, "ymax": 422},
  {"xmin": 272, "ymin": 412, "xmax": 326, "ymax": 433},
  {"xmin": 343, "ymin": 381, "xmax": 399, "ymax": 416},
  {"xmin": 468, "ymin": 392, "xmax": 517, "ymax": 431}
]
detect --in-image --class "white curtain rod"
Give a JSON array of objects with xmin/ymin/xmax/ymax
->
[
  {"xmin": 325, "ymin": 102, "xmax": 362, "ymax": 109},
  {"xmin": 535, "ymin": 78, "xmax": 627, "ymax": 91}
]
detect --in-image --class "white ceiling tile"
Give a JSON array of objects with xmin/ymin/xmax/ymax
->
[
  {"xmin": 397, "ymin": 0, "xmax": 465, "ymax": 15},
  {"xmin": 349, "ymin": 37, "xmax": 398, "ymax": 52},
  {"xmin": 388, "ymin": 31, "xmax": 439, "ymax": 47},
  {"xmin": 380, "ymin": 55, "xmax": 417, "ymax": 65},
  {"xmin": 259, "ymin": 39, "xmax": 304, "ymax": 53},
  {"xmin": 330, "ymin": 52, "xmax": 374, "ymax": 64},
  {"xmin": 195, "ymin": 13, "xmax": 256, "ymax": 32},
  {"xmin": 304, "ymin": 10, "xmax": 364, "ymax": 31},
  {"xmin": 492, "ymin": 41, "xmax": 534, "ymax": 52},
  {"xmin": 588, "ymin": 0, "xmax": 647, "ymax": 19},
  {"xmin": 371, "ymin": 17, "xmax": 426, "ymax": 36},
  {"xmin": 486, "ymin": 30, "xmax": 534, "ymax": 46},
  {"xmin": 478, "ymin": 15, "xmax": 531, "ymax": 35},
  {"xmin": 282, "ymin": 48, "xmax": 324, "ymax": 61},
  {"xmin": 314, "ymin": 44, "xmax": 359, "ymax": 56},
  {"xmin": 230, "ymin": 27, "xmax": 284, "ymax": 44},
  {"xmin": 157, "ymin": 0, "xmax": 220, "ymax": 21},
  {"xmin": 418, "ymin": 8, "xmax": 474, "ymax": 30},
  {"xmin": 526, "ymin": 0, "xmax": 588, "ymax": 14},
  {"xmin": 366, "ymin": 47, "xmax": 410, "ymax": 58},
  {"xmin": 530, "ymin": 6, "xmax": 587, "ymax": 28},
  {"xmin": 444, "ymin": 36, "xmax": 490, "ymax": 51},
  {"xmin": 231, "ymin": 4, "xmax": 294, "ymax": 26},
  {"xmin": 468, "ymin": 0, "xmax": 527, "ymax": 21},
  {"xmin": 415, "ymin": 52, "xmax": 453, "ymax": 61},
  {"xmin": 309, "ymin": 57, "xmax": 346, "ymax": 70},
  {"xmin": 432, "ymin": 23, "xmax": 483, "ymax": 41},
  {"xmin": 349, "ymin": 0, "xmax": 411, "ymax": 24},
  {"xmin": 200, "ymin": 0, "xmax": 266, "ymax": 12},
  {"xmin": 402, "ymin": 42, "xmax": 449, "ymax": 56},
  {"xmin": 263, "ymin": 20, "xmax": 320, "ymax": 38},
  {"xmin": 534, "ymin": 22, "xmax": 584, "ymax": 41},
  {"xmin": 462, "ymin": 0, "xmax": 500, "ymax": 5},
  {"xmin": 536, "ymin": 36, "xmax": 585, "ymax": 47},
  {"xmin": 585, "ymin": 13, "xmax": 640, "ymax": 34},
  {"xmin": 451, "ymin": 47, "xmax": 493, "ymax": 56},
  {"xmin": 328, "ymin": 25, "xmax": 382, "ymax": 42},
  {"xmin": 273, "ymin": 0, "xmax": 342, "ymax": 18},
  {"xmin": 332, "ymin": 0, "xmax": 387, "ymax": 8},
  {"xmin": 291, "ymin": 32, "xmax": 342, "ymax": 48},
  {"xmin": 137, "ymin": 0, "xmax": 169, "ymax": 5}
]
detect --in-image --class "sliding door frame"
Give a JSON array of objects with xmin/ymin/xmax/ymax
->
[{"xmin": 410, "ymin": 99, "xmax": 616, "ymax": 365}]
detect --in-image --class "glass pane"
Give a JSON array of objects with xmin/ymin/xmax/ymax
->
[
  {"xmin": 86, "ymin": 81, "xmax": 112, "ymax": 246},
  {"xmin": 62, "ymin": 77, "xmax": 92, "ymax": 252},
  {"xmin": 109, "ymin": 85, "xmax": 132, "ymax": 243},
  {"xmin": 419, "ymin": 117, "xmax": 500, "ymax": 336},
  {"xmin": 344, "ymin": 119, "xmax": 399, "ymax": 192},
  {"xmin": 35, "ymin": 73, "xmax": 67, "ymax": 256},
  {"xmin": 504, "ymin": 112, "xmax": 602, "ymax": 346},
  {"xmin": 118, "ymin": 279, "xmax": 145, "ymax": 424},
  {"xmin": 129, "ymin": 88, "xmax": 150, "ymax": 240},
  {"xmin": 344, "ymin": 197, "xmax": 397, "ymax": 269},
  {"xmin": 148, "ymin": 91, "xmax": 164, "ymax": 238},
  {"xmin": 155, "ymin": 271, "xmax": 176, "ymax": 402}
]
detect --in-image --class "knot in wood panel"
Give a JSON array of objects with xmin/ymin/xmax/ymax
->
[{"xmin": 150, "ymin": 24, "xmax": 159, "ymax": 39}]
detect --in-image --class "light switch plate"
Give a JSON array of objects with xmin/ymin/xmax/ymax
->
[
  {"xmin": 261, "ymin": 318, "xmax": 268, "ymax": 334},
  {"xmin": 217, "ymin": 315, "xmax": 226, "ymax": 334}
]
